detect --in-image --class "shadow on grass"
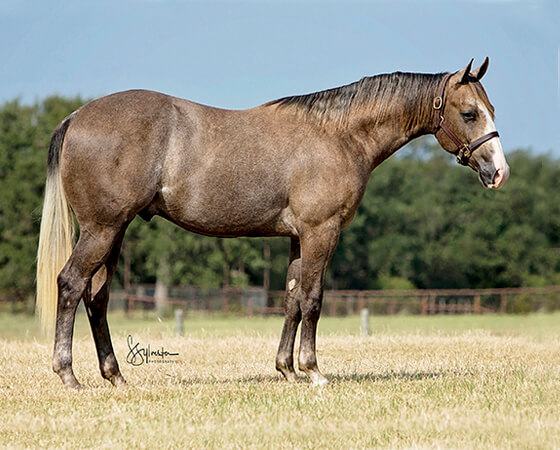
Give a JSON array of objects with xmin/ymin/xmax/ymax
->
[
  {"xmin": 326, "ymin": 371, "xmax": 447, "ymax": 383},
  {"xmin": 172, "ymin": 370, "xmax": 450, "ymax": 386},
  {"xmin": 175, "ymin": 374, "xmax": 285, "ymax": 386}
]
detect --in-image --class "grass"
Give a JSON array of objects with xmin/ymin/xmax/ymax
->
[{"xmin": 1, "ymin": 311, "xmax": 560, "ymax": 448}]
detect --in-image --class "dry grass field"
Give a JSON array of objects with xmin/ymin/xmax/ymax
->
[{"xmin": 1, "ymin": 311, "xmax": 560, "ymax": 448}]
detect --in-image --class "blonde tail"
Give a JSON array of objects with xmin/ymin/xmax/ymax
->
[{"xmin": 36, "ymin": 114, "xmax": 75, "ymax": 335}]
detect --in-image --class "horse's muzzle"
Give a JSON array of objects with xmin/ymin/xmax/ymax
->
[{"xmin": 480, "ymin": 165, "xmax": 509, "ymax": 190}]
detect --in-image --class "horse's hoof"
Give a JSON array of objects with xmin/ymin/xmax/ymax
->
[
  {"xmin": 64, "ymin": 380, "xmax": 83, "ymax": 390},
  {"xmin": 276, "ymin": 359, "xmax": 301, "ymax": 383},
  {"xmin": 284, "ymin": 373, "xmax": 300, "ymax": 383},
  {"xmin": 310, "ymin": 372, "xmax": 329, "ymax": 387},
  {"xmin": 57, "ymin": 371, "xmax": 82, "ymax": 389},
  {"xmin": 277, "ymin": 368, "xmax": 300, "ymax": 383},
  {"xmin": 111, "ymin": 375, "xmax": 128, "ymax": 388}
]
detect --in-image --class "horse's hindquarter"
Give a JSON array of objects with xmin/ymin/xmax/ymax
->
[{"xmin": 60, "ymin": 90, "xmax": 173, "ymax": 226}]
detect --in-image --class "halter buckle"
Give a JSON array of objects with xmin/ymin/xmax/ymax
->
[
  {"xmin": 456, "ymin": 144, "xmax": 472, "ymax": 165},
  {"xmin": 433, "ymin": 96, "xmax": 443, "ymax": 110}
]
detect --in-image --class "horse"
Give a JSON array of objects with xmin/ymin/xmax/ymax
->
[{"xmin": 36, "ymin": 58, "xmax": 509, "ymax": 388}]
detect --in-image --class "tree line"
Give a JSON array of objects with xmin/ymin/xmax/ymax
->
[{"xmin": 0, "ymin": 96, "xmax": 558, "ymax": 304}]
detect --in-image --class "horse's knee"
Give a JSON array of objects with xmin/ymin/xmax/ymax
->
[{"xmin": 301, "ymin": 290, "xmax": 323, "ymax": 320}]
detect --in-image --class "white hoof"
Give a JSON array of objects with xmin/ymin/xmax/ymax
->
[{"xmin": 311, "ymin": 373, "xmax": 329, "ymax": 387}]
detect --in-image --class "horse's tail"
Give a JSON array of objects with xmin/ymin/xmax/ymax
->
[{"xmin": 36, "ymin": 113, "xmax": 76, "ymax": 334}]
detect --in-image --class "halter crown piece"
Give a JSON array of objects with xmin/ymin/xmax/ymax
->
[{"xmin": 433, "ymin": 73, "xmax": 500, "ymax": 166}]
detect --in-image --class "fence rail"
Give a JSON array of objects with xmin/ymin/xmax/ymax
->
[{"xmin": 108, "ymin": 285, "xmax": 560, "ymax": 317}]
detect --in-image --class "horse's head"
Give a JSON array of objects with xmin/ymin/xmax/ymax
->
[{"xmin": 433, "ymin": 57, "xmax": 509, "ymax": 189}]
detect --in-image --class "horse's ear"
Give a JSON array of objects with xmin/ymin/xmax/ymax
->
[
  {"xmin": 471, "ymin": 57, "xmax": 490, "ymax": 81},
  {"xmin": 458, "ymin": 58, "xmax": 474, "ymax": 84}
]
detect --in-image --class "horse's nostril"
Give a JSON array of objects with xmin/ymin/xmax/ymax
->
[
  {"xmin": 493, "ymin": 169, "xmax": 502, "ymax": 186},
  {"xmin": 491, "ymin": 166, "xmax": 509, "ymax": 189}
]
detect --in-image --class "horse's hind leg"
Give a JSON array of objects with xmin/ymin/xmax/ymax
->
[
  {"xmin": 276, "ymin": 238, "xmax": 302, "ymax": 382},
  {"xmin": 84, "ymin": 227, "xmax": 127, "ymax": 387},
  {"xmin": 53, "ymin": 225, "xmax": 123, "ymax": 388}
]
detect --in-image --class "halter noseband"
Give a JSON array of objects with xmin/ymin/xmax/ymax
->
[{"xmin": 433, "ymin": 73, "xmax": 500, "ymax": 166}]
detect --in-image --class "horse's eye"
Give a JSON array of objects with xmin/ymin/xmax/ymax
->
[{"xmin": 461, "ymin": 110, "xmax": 476, "ymax": 122}]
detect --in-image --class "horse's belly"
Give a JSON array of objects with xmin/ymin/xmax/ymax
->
[{"xmin": 158, "ymin": 184, "xmax": 293, "ymax": 237}]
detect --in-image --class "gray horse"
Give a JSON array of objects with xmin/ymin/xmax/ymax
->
[{"xmin": 37, "ymin": 58, "xmax": 509, "ymax": 388}]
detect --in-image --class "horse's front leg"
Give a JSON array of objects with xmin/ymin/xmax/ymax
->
[
  {"xmin": 297, "ymin": 221, "xmax": 340, "ymax": 386},
  {"xmin": 276, "ymin": 238, "xmax": 302, "ymax": 382}
]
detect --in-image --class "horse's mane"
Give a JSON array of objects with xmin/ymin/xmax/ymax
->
[{"xmin": 266, "ymin": 72, "xmax": 447, "ymax": 130}]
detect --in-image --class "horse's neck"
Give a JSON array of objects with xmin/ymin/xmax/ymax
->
[{"xmin": 345, "ymin": 79, "xmax": 438, "ymax": 172}]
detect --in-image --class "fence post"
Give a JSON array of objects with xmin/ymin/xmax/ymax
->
[
  {"xmin": 429, "ymin": 294, "xmax": 436, "ymax": 315},
  {"xmin": 223, "ymin": 287, "xmax": 230, "ymax": 313},
  {"xmin": 175, "ymin": 309, "xmax": 184, "ymax": 336},
  {"xmin": 358, "ymin": 294, "xmax": 366, "ymax": 312},
  {"xmin": 421, "ymin": 295, "xmax": 428, "ymax": 315},
  {"xmin": 346, "ymin": 295, "xmax": 355, "ymax": 316},
  {"xmin": 500, "ymin": 293, "xmax": 507, "ymax": 314},
  {"xmin": 360, "ymin": 308, "xmax": 371, "ymax": 336},
  {"xmin": 329, "ymin": 295, "xmax": 337, "ymax": 316},
  {"xmin": 474, "ymin": 294, "xmax": 481, "ymax": 314},
  {"xmin": 136, "ymin": 285, "xmax": 146, "ymax": 318},
  {"xmin": 247, "ymin": 296, "xmax": 253, "ymax": 317}
]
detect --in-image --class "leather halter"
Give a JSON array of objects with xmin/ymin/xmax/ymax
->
[{"xmin": 433, "ymin": 73, "xmax": 500, "ymax": 166}]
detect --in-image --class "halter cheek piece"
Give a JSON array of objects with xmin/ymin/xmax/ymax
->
[{"xmin": 433, "ymin": 73, "xmax": 500, "ymax": 166}]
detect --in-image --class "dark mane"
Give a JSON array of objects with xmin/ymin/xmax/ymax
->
[{"xmin": 267, "ymin": 72, "xmax": 447, "ymax": 130}]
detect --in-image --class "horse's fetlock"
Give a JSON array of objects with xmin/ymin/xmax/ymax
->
[
  {"xmin": 53, "ymin": 356, "xmax": 71, "ymax": 374},
  {"xmin": 298, "ymin": 355, "xmax": 318, "ymax": 373},
  {"xmin": 100, "ymin": 355, "xmax": 121, "ymax": 380},
  {"xmin": 276, "ymin": 354, "xmax": 293, "ymax": 371}
]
